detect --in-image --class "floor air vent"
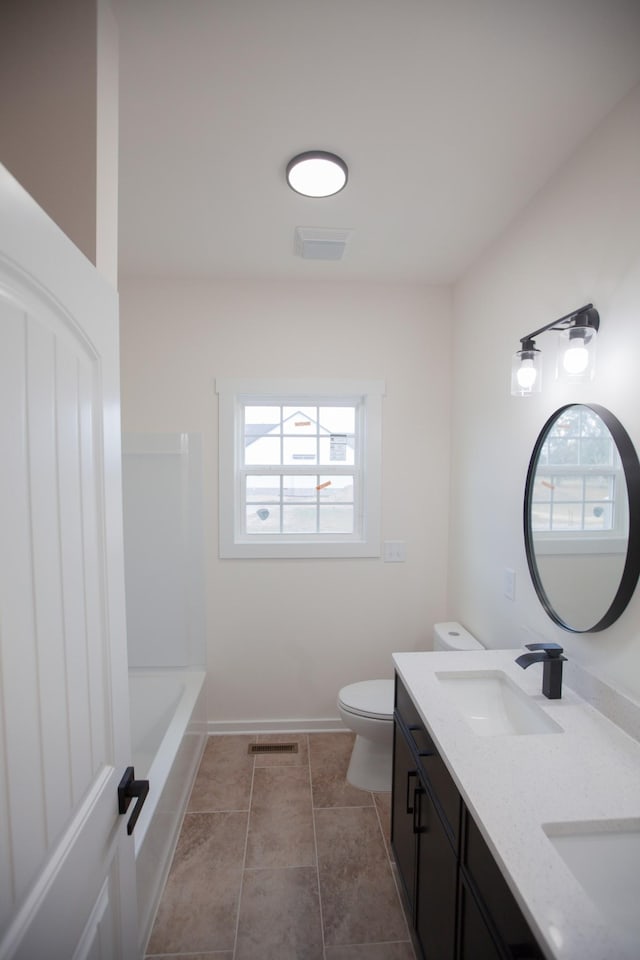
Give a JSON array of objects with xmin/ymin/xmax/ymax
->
[{"xmin": 248, "ymin": 742, "xmax": 298, "ymax": 755}]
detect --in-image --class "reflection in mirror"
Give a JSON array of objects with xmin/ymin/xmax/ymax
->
[{"xmin": 524, "ymin": 404, "xmax": 640, "ymax": 632}]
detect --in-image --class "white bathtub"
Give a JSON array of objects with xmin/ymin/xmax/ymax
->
[{"xmin": 128, "ymin": 668, "xmax": 206, "ymax": 952}]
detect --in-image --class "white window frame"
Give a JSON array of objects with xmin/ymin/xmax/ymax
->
[{"xmin": 216, "ymin": 378, "xmax": 384, "ymax": 558}]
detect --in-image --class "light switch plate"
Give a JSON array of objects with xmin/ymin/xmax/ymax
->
[{"xmin": 384, "ymin": 540, "xmax": 406, "ymax": 562}]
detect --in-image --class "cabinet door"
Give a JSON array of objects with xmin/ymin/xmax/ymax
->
[
  {"xmin": 415, "ymin": 782, "xmax": 457, "ymax": 960},
  {"xmin": 458, "ymin": 874, "xmax": 503, "ymax": 960},
  {"xmin": 391, "ymin": 719, "xmax": 418, "ymax": 915},
  {"xmin": 463, "ymin": 812, "xmax": 544, "ymax": 960}
]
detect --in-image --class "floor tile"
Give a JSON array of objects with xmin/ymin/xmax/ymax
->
[
  {"xmin": 373, "ymin": 791, "xmax": 392, "ymax": 854},
  {"xmin": 254, "ymin": 732, "xmax": 309, "ymax": 767},
  {"xmin": 146, "ymin": 954, "xmax": 233, "ymax": 959},
  {"xmin": 315, "ymin": 806, "xmax": 409, "ymax": 946},
  {"xmin": 235, "ymin": 866, "xmax": 323, "ymax": 959},
  {"xmin": 309, "ymin": 732, "xmax": 373, "ymax": 808},
  {"xmin": 148, "ymin": 733, "xmax": 413, "ymax": 958},
  {"xmin": 146, "ymin": 811, "xmax": 247, "ymax": 954},
  {"xmin": 245, "ymin": 765, "xmax": 315, "ymax": 868},
  {"xmin": 188, "ymin": 734, "xmax": 254, "ymax": 811},
  {"xmin": 325, "ymin": 943, "xmax": 416, "ymax": 959}
]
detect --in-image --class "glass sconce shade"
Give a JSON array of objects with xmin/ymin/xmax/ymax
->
[
  {"xmin": 511, "ymin": 343, "xmax": 542, "ymax": 396},
  {"xmin": 556, "ymin": 323, "xmax": 597, "ymax": 383}
]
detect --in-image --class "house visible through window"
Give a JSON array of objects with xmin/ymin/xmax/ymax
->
[{"xmin": 216, "ymin": 379, "xmax": 384, "ymax": 558}]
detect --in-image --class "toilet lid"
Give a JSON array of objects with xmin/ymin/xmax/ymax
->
[{"xmin": 338, "ymin": 679, "xmax": 394, "ymax": 720}]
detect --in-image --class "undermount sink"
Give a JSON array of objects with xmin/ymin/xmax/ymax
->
[
  {"xmin": 435, "ymin": 670, "xmax": 563, "ymax": 736},
  {"xmin": 543, "ymin": 820, "xmax": 640, "ymax": 939}
]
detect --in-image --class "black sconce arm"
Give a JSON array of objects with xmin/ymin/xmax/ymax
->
[{"xmin": 519, "ymin": 303, "xmax": 599, "ymax": 348}]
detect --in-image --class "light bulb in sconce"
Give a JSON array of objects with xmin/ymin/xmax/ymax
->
[
  {"xmin": 517, "ymin": 359, "xmax": 538, "ymax": 389},
  {"xmin": 562, "ymin": 340, "xmax": 589, "ymax": 375},
  {"xmin": 511, "ymin": 341, "xmax": 542, "ymax": 396},
  {"xmin": 557, "ymin": 321, "xmax": 597, "ymax": 382}
]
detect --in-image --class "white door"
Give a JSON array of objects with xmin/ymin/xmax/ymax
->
[{"xmin": 0, "ymin": 165, "xmax": 140, "ymax": 959}]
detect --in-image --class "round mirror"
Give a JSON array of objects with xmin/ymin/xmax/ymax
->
[{"xmin": 524, "ymin": 404, "xmax": 640, "ymax": 632}]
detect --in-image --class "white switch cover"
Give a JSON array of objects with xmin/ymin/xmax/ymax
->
[
  {"xmin": 384, "ymin": 540, "xmax": 406, "ymax": 562},
  {"xmin": 503, "ymin": 568, "xmax": 516, "ymax": 600}
]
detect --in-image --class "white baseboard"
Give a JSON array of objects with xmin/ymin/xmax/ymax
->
[{"xmin": 206, "ymin": 717, "xmax": 348, "ymax": 735}]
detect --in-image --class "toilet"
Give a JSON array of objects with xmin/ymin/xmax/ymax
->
[{"xmin": 337, "ymin": 622, "xmax": 484, "ymax": 792}]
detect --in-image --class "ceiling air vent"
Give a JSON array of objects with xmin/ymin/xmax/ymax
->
[{"xmin": 294, "ymin": 227, "xmax": 353, "ymax": 261}]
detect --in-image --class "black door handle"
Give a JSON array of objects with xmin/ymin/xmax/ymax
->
[{"xmin": 118, "ymin": 766, "xmax": 150, "ymax": 836}]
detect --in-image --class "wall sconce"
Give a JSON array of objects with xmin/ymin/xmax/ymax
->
[{"xmin": 511, "ymin": 303, "xmax": 599, "ymax": 397}]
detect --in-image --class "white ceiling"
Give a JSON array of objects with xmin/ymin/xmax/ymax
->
[{"xmin": 115, "ymin": 0, "xmax": 640, "ymax": 284}]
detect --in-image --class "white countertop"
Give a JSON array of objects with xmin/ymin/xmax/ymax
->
[{"xmin": 392, "ymin": 649, "xmax": 640, "ymax": 960}]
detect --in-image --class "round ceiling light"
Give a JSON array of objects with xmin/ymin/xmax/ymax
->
[{"xmin": 286, "ymin": 151, "xmax": 348, "ymax": 198}]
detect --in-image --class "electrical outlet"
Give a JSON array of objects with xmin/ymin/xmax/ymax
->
[{"xmin": 503, "ymin": 568, "xmax": 516, "ymax": 600}]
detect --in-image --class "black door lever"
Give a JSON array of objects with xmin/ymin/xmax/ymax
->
[{"xmin": 118, "ymin": 766, "xmax": 150, "ymax": 835}]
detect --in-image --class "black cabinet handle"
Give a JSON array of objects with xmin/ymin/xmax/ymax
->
[
  {"xmin": 406, "ymin": 769, "xmax": 418, "ymax": 814},
  {"xmin": 118, "ymin": 766, "xmax": 150, "ymax": 836},
  {"xmin": 412, "ymin": 786, "xmax": 428, "ymax": 835}
]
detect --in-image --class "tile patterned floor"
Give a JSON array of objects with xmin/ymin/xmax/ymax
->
[{"xmin": 145, "ymin": 732, "xmax": 416, "ymax": 960}]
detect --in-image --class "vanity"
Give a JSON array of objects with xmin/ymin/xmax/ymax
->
[
  {"xmin": 390, "ymin": 401, "xmax": 640, "ymax": 957},
  {"xmin": 391, "ymin": 649, "xmax": 640, "ymax": 960}
]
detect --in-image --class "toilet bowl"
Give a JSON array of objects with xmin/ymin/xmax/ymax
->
[
  {"xmin": 337, "ymin": 680, "xmax": 395, "ymax": 792},
  {"xmin": 337, "ymin": 622, "xmax": 484, "ymax": 792}
]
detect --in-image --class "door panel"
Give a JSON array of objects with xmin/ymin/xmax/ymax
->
[
  {"xmin": 0, "ymin": 164, "xmax": 138, "ymax": 958},
  {"xmin": 415, "ymin": 782, "xmax": 457, "ymax": 960}
]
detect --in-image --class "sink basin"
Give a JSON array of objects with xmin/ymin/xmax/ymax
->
[
  {"xmin": 435, "ymin": 670, "xmax": 563, "ymax": 736},
  {"xmin": 543, "ymin": 820, "xmax": 640, "ymax": 938}
]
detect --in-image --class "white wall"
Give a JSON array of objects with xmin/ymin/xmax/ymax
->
[
  {"xmin": 449, "ymin": 82, "xmax": 640, "ymax": 699},
  {"xmin": 119, "ymin": 280, "xmax": 452, "ymax": 725},
  {"xmin": 122, "ymin": 433, "xmax": 206, "ymax": 668}
]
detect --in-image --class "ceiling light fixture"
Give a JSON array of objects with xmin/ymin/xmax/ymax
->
[
  {"xmin": 286, "ymin": 151, "xmax": 348, "ymax": 198},
  {"xmin": 511, "ymin": 304, "xmax": 600, "ymax": 397}
]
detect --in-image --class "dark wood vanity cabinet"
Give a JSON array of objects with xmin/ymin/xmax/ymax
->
[
  {"xmin": 391, "ymin": 674, "xmax": 545, "ymax": 960},
  {"xmin": 392, "ymin": 675, "xmax": 459, "ymax": 959},
  {"xmin": 392, "ymin": 714, "xmax": 458, "ymax": 960},
  {"xmin": 460, "ymin": 811, "xmax": 545, "ymax": 960}
]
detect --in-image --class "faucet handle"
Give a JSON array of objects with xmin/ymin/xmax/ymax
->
[{"xmin": 525, "ymin": 642, "xmax": 564, "ymax": 658}]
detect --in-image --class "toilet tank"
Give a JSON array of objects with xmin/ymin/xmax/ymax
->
[{"xmin": 433, "ymin": 621, "xmax": 484, "ymax": 651}]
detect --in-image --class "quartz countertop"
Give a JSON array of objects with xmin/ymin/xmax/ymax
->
[{"xmin": 392, "ymin": 649, "xmax": 640, "ymax": 960}]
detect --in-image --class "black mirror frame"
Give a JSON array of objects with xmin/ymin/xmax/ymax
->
[{"xmin": 524, "ymin": 403, "xmax": 640, "ymax": 633}]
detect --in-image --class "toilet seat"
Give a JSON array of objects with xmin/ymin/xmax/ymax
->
[{"xmin": 338, "ymin": 679, "xmax": 394, "ymax": 721}]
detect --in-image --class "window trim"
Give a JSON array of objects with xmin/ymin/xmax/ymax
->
[{"xmin": 216, "ymin": 378, "xmax": 384, "ymax": 558}]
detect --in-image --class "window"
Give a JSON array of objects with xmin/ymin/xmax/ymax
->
[
  {"xmin": 216, "ymin": 378, "xmax": 384, "ymax": 558},
  {"xmin": 530, "ymin": 404, "xmax": 627, "ymax": 552}
]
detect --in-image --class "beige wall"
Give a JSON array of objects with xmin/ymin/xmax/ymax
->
[
  {"xmin": 449, "ymin": 82, "xmax": 640, "ymax": 699},
  {"xmin": 0, "ymin": 0, "xmax": 118, "ymax": 283},
  {"xmin": 119, "ymin": 279, "xmax": 452, "ymax": 726}
]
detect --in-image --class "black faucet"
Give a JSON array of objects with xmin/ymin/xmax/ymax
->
[{"xmin": 515, "ymin": 642, "xmax": 567, "ymax": 699}]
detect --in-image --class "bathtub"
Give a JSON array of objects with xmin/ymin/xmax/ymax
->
[{"xmin": 128, "ymin": 668, "xmax": 207, "ymax": 952}]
